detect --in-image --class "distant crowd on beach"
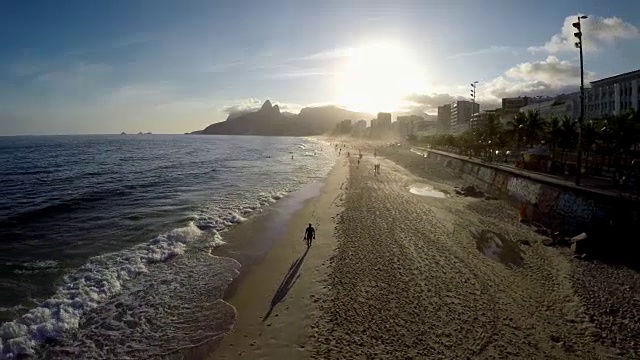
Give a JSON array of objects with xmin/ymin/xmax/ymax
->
[
  {"xmin": 332, "ymin": 142, "xmax": 380, "ymax": 175},
  {"xmin": 304, "ymin": 141, "xmax": 383, "ymax": 248}
]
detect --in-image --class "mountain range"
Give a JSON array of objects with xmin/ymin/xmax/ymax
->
[{"xmin": 192, "ymin": 100, "xmax": 372, "ymax": 136}]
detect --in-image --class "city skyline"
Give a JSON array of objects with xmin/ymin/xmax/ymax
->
[{"xmin": 2, "ymin": 0, "xmax": 640, "ymax": 135}]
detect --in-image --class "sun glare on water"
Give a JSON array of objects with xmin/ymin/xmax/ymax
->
[{"xmin": 336, "ymin": 42, "xmax": 427, "ymax": 114}]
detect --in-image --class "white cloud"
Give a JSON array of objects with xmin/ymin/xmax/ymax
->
[
  {"xmin": 447, "ymin": 45, "xmax": 516, "ymax": 59},
  {"xmin": 264, "ymin": 69, "xmax": 330, "ymax": 79},
  {"xmin": 221, "ymin": 98, "xmax": 263, "ymax": 115},
  {"xmin": 484, "ymin": 56, "xmax": 594, "ymax": 99},
  {"xmin": 203, "ymin": 61, "xmax": 244, "ymax": 73},
  {"xmin": 289, "ymin": 47, "xmax": 354, "ymax": 62},
  {"xmin": 403, "ymin": 55, "xmax": 592, "ymax": 113},
  {"xmin": 221, "ymin": 98, "xmax": 307, "ymax": 118},
  {"xmin": 505, "ymin": 55, "xmax": 591, "ymax": 84},
  {"xmin": 238, "ymin": 47, "xmax": 352, "ymax": 76},
  {"xmin": 405, "ymin": 93, "xmax": 467, "ymax": 111},
  {"xmin": 403, "ymin": 93, "xmax": 500, "ymax": 114},
  {"xmin": 223, "ymin": 55, "xmax": 589, "ymax": 116},
  {"xmin": 529, "ymin": 15, "xmax": 639, "ymax": 53},
  {"xmin": 277, "ymin": 102, "xmax": 305, "ymax": 113}
]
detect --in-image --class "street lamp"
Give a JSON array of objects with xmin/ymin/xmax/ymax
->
[
  {"xmin": 573, "ymin": 14, "xmax": 587, "ymax": 185},
  {"xmin": 470, "ymin": 81, "xmax": 478, "ymax": 104},
  {"xmin": 470, "ymin": 81, "xmax": 479, "ymax": 131}
]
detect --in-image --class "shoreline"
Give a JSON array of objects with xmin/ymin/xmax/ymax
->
[
  {"xmin": 202, "ymin": 143, "xmax": 639, "ymax": 359},
  {"xmin": 202, "ymin": 156, "xmax": 347, "ymax": 359}
]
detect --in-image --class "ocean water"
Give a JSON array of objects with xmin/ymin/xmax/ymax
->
[{"xmin": 0, "ymin": 135, "xmax": 335, "ymax": 359}]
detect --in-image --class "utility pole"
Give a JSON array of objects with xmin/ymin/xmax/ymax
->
[{"xmin": 573, "ymin": 15, "xmax": 588, "ymax": 186}]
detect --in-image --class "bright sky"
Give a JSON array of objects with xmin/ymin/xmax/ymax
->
[{"xmin": 1, "ymin": 0, "xmax": 639, "ymax": 135}]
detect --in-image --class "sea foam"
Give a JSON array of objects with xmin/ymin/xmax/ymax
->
[{"xmin": 0, "ymin": 223, "xmax": 202, "ymax": 358}]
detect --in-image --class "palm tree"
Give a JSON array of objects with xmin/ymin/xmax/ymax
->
[
  {"xmin": 612, "ymin": 112, "xmax": 638, "ymax": 165},
  {"xmin": 454, "ymin": 131, "xmax": 481, "ymax": 156},
  {"xmin": 506, "ymin": 110, "xmax": 545, "ymax": 150},
  {"xmin": 494, "ymin": 129, "xmax": 511, "ymax": 153},
  {"xmin": 521, "ymin": 110, "xmax": 545, "ymax": 147},
  {"xmin": 581, "ymin": 120, "xmax": 598, "ymax": 172},
  {"xmin": 623, "ymin": 109, "xmax": 640, "ymax": 152},
  {"xmin": 545, "ymin": 116, "xmax": 564, "ymax": 159},
  {"xmin": 477, "ymin": 113, "xmax": 503, "ymax": 160},
  {"xmin": 558, "ymin": 115, "xmax": 577, "ymax": 165},
  {"xmin": 597, "ymin": 115, "xmax": 614, "ymax": 173},
  {"xmin": 506, "ymin": 112, "xmax": 527, "ymax": 153},
  {"xmin": 442, "ymin": 134, "xmax": 456, "ymax": 149}
]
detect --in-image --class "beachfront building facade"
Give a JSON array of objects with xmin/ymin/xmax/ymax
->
[
  {"xmin": 352, "ymin": 119, "xmax": 367, "ymax": 136},
  {"xmin": 586, "ymin": 69, "xmax": 640, "ymax": 119},
  {"xmin": 414, "ymin": 116, "xmax": 437, "ymax": 135},
  {"xmin": 376, "ymin": 112, "xmax": 392, "ymax": 127},
  {"xmin": 450, "ymin": 100, "xmax": 479, "ymax": 134},
  {"xmin": 395, "ymin": 115, "xmax": 424, "ymax": 137},
  {"xmin": 335, "ymin": 119, "xmax": 352, "ymax": 134},
  {"xmin": 502, "ymin": 97, "xmax": 529, "ymax": 113},
  {"xmin": 469, "ymin": 109, "xmax": 499, "ymax": 130},
  {"xmin": 519, "ymin": 92, "xmax": 580, "ymax": 120},
  {"xmin": 437, "ymin": 104, "xmax": 451, "ymax": 134},
  {"xmin": 371, "ymin": 112, "xmax": 392, "ymax": 137},
  {"xmin": 500, "ymin": 97, "xmax": 529, "ymax": 125}
]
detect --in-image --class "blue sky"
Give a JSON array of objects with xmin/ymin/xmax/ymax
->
[{"xmin": 1, "ymin": 0, "xmax": 639, "ymax": 135}]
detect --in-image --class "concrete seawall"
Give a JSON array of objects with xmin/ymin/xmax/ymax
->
[{"xmin": 416, "ymin": 148, "xmax": 639, "ymax": 237}]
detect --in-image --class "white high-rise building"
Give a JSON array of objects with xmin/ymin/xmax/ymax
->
[
  {"xmin": 586, "ymin": 69, "xmax": 640, "ymax": 119},
  {"xmin": 450, "ymin": 101, "xmax": 479, "ymax": 134},
  {"xmin": 437, "ymin": 104, "xmax": 451, "ymax": 134}
]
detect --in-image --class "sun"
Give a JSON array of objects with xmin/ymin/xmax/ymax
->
[{"xmin": 335, "ymin": 42, "xmax": 427, "ymax": 114}]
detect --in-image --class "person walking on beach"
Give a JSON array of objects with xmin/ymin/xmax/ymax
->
[{"xmin": 304, "ymin": 223, "xmax": 315, "ymax": 247}]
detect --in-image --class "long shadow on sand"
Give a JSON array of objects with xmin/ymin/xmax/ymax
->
[{"xmin": 262, "ymin": 246, "xmax": 310, "ymax": 321}]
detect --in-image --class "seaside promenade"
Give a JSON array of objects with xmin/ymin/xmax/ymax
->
[{"xmin": 209, "ymin": 144, "xmax": 640, "ymax": 360}]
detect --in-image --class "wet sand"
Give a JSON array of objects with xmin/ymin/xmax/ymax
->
[
  {"xmin": 207, "ymin": 155, "xmax": 347, "ymax": 359},
  {"xmin": 206, "ymin": 144, "xmax": 638, "ymax": 359}
]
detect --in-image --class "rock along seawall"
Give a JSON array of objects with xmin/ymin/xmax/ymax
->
[{"xmin": 419, "ymin": 148, "xmax": 639, "ymax": 240}]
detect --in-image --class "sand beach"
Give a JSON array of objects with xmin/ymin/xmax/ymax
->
[{"xmin": 206, "ymin": 143, "xmax": 640, "ymax": 360}]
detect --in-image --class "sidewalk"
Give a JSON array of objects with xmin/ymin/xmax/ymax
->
[{"xmin": 418, "ymin": 148, "xmax": 635, "ymax": 200}]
